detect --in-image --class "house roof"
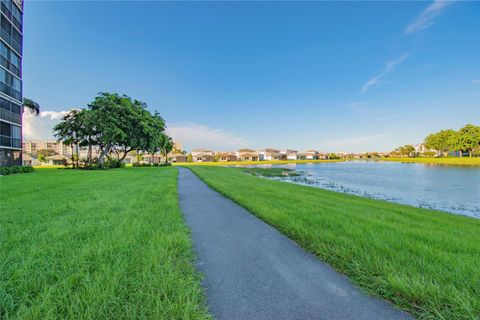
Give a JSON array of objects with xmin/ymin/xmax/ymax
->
[
  {"xmin": 238, "ymin": 148, "xmax": 256, "ymax": 152},
  {"xmin": 46, "ymin": 154, "xmax": 67, "ymax": 160},
  {"xmin": 195, "ymin": 153, "xmax": 213, "ymax": 157},
  {"xmin": 192, "ymin": 148, "xmax": 212, "ymax": 153},
  {"xmin": 305, "ymin": 150, "xmax": 318, "ymax": 153},
  {"xmin": 217, "ymin": 152, "xmax": 237, "ymax": 157},
  {"xmin": 169, "ymin": 153, "xmax": 187, "ymax": 158},
  {"xmin": 240, "ymin": 153, "xmax": 258, "ymax": 157},
  {"xmin": 260, "ymin": 148, "xmax": 280, "ymax": 153}
]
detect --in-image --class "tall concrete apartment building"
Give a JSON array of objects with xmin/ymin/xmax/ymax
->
[{"xmin": 0, "ymin": 0, "xmax": 22, "ymax": 166}]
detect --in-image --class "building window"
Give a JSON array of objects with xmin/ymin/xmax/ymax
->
[
  {"xmin": 12, "ymin": 124, "xmax": 19, "ymax": 138},
  {"xmin": 11, "ymin": 101, "xmax": 19, "ymax": 113},
  {"xmin": 1, "ymin": 120, "xmax": 10, "ymax": 136}
]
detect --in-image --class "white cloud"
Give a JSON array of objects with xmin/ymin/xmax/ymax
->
[
  {"xmin": 167, "ymin": 123, "xmax": 247, "ymax": 151},
  {"xmin": 405, "ymin": 0, "xmax": 455, "ymax": 35},
  {"xmin": 471, "ymin": 79, "xmax": 480, "ymax": 85},
  {"xmin": 362, "ymin": 52, "xmax": 410, "ymax": 93},
  {"xmin": 23, "ymin": 110, "xmax": 68, "ymax": 141},
  {"xmin": 23, "ymin": 112, "xmax": 247, "ymax": 152}
]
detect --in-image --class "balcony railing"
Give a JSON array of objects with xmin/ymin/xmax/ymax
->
[
  {"xmin": 0, "ymin": 134, "xmax": 20, "ymax": 148},
  {"xmin": 0, "ymin": 26, "xmax": 22, "ymax": 55},
  {"xmin": 0, "ymin": 107, "xmax": 20, "ymax": 124},
  {"xmin": 0, "ymin": 54, "xmax": 20, "ymax": 77},
  {"xmin": 0, "ymin": 80, "xmax": 21, "ymax": 101}
]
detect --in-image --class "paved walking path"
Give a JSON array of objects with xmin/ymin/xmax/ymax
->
[{"xmin": 177, "ymin": 167, "xmax": 412, "ymax": 320}]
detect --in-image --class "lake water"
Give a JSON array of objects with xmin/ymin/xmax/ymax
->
[{"xmin": 245, "ymin": 161, "xmax": 480, "ymax": 218}]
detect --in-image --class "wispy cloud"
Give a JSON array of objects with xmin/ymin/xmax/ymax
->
[
  {"xmin": 23, "ymin": 110, "xmax": 68, "ymax": 140},
  {"xmin": 405, "ymin": 0, "xmax": 455, "ymax": 35},
  {"xmin": 167, "ymin": 123, "xmax": 247, "ymax": 151},
  {"xmin": 361, "ymin": 52, "xmax": 410, "ymax": 93},
  {"xmin": 325, "ymin": 133, "xmax": 390, "ymax": 148},
  {"xmin": 471, "ymin": 79, "xmax": 480, "ymax": 85}
]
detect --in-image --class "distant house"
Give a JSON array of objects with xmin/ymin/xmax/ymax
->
[
  {"xmin": 192, "ymin": 149, "xmax": 214, "ymax": 162},
  {"xmin": 259, "ymin": 148, "xmax": 284, "ymax": 161},
  {"xmin": 281, "ymin": 149, "xmax": 298, "ymax": 160},
  {"xmin": 217, "ymin": 152, "xmax": 238, "ymax": 162},
  {"xmin": 169, "ymin": 153, "xmax": 187, "ymax": 163},
  {"xmin": 122, "ymin": 154, "xmax": 136, "ymax": 164},
  {"xmin": 317, "ymin": 152, "xmax": 328, "ymax": 160},
  {"xmin": 415, "ymin": 143, "xmax": 437, "ymax": 155},
  {"xmin": 143, "ymin": 154, "xmax": 161, "ymax": 164},
  {"xmin": 296, "ymin": 152, "xmax": 307, "ymax": 160},
  {"xmin": 305, "ymin": 150, "xmax": 319, "ymax": 160},
  {"xmin": 236, "ymin": 149, "xmax": 259, "ymax": 161},
  {"xmin": 45, "ymin": 154, "xmax": 67, "ymax": 166},
  {"xmin": 22, "ymin": 154, "xmax": 35, "ymax": 166}
]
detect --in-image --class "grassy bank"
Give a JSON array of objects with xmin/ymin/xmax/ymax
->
[
  {"xmin": 188, "ymin": 166, "xmax": 480, "ymax": 320},
  {"xmin": 377, "ymin": 157, "xmax": 480, "ymax": 166},
  {"xmin": 173, "ymin": 159, "xmax": 343, "ymax": 166},
  {"xmin": 0, "ymin": 167, "xmax": 209, "ymax": 319}
]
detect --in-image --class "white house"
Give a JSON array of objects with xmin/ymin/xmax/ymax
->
[
  {"xmin": 236, "ymin": 149, "xmax": 258, "ymax": 161},
  {"xmin": 305, "ymin": 150, "xmax": 319, "ymax": 160},
  {"xmin": 191, "ymin": 149, "xmax": 214, "ymax": 162},
  {"xmin": 281, "ymin": 149, "xmax": 298, "ymax": 160},
  {"xmin": 259, "ymin": 148, "xmax": 284, "ymax": 161}
]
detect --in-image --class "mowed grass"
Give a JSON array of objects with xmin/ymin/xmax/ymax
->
[
  {"xmin": 0, "ymin": 167, "xmax": 210, "ymax": 319},
  {"xmin": 379, "ymin": 157, "xmax": 480, "ymax": 166},
  {"xmin": 189, "ymin": 166, "xmax": 480, "ymax": 320}
]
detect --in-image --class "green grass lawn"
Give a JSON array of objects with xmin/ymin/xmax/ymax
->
[
  {"xmin": 0, "ymin": 167, "xmax": 209, "ymax": 320},
  {"xmin": 188, "ymin": 166, "xmax": 480, "ymax": 320},
  {"xmin": 379, "ymin": 157, "xmax": 480, "ymax": 166}
]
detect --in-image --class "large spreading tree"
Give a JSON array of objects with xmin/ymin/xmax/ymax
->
[{"xmin": 54, "ymin": 92, "xmax": 172, "ymax": 167}]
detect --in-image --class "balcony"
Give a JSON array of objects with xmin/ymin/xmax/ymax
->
[
  {"xmin": 0, "ymin": 107, "xmax": 20, "ymax": 124},
  {"xmin": 0, "ymin": 135, "xmax": 20, "ymax": 148},
  {"xmin": 0, "ymin": 80, "xmax": 21, "ymax": 101}
]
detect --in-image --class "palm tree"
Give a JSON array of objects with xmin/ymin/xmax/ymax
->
[{"xmin": 23, "ymin": 98, "xmax": 40, "ymax": 115}]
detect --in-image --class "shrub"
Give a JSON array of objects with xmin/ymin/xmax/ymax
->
[
  {"xmin": 105, "ymin": 158, "xmax": 125, "ymax": 169},
  {"xmin": 132, "ymin": 162, "xmax": 171, "ymax": 167},
  {"xmin": 0, "ymin": 166, "xmax": 34, "ymax": 176}
]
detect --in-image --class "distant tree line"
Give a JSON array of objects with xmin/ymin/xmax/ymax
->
[
  {"xmin": 54, "ymin": 92, "xmax": 173, "ymax": 168},
  {"xmin": 392, "ymin": 124, "xmax": 480, "ymax": 158}
]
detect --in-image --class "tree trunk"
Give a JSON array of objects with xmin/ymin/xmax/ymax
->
[
  {"xmin": 75, "ymin": 142, "xmax": 79, "ymax": 168},
  {"xmin": 119, "ymin": 148, "xmax": 132, "ymax": 161},
  {"xmin": 71, "ymin": 145, "xmax": 74, "ymax": 168},
  {"xmin": 98, "ymin": 143, "xmax": 111, "ymax": 166},
  {"xmin": 469, "ymin": 150, "xmax": 472, "ymax": 157}
]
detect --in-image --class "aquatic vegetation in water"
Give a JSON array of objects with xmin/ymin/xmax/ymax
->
[{"xmin": 242, "ymin": 167, "xmax": 301, "ymax": 178}]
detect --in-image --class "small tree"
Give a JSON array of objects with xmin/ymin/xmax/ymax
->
[
  {"xmin": 23, "ymin": 98, "xmax": 40, "ymax": 115},
  {"xmin": 187, "ymin": 154, "xmax": 193, "ymax": 162}
]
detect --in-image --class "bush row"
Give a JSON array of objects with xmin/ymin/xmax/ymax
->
[
  {"xmin": 132, "ymin": 162, "xmax": 172, "ymax": 167},
  {"xmin": 0, "ymin": 166, "xmax": 34, "ymax": 176}
]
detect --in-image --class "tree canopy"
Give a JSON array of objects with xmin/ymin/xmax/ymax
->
[{"xmin": 54, "ymin": 92, "xmax": 172, "ymax": 167}]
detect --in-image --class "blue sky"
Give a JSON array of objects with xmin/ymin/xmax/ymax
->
[{"xmin": 23, "ymin": 1, "xmax": 479, "ymax": 152}]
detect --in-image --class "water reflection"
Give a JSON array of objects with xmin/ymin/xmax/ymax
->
[{"xmin": 238, "ymin": 161, "xmax": 480, "ymax": 218}]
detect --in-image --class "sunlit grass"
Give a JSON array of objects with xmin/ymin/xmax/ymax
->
[
  {"xmin": 0, "ymin": 167, "xmax": 210, "ymax": 320},
  {"xmin": 189, "ymin": 166, "xmax": 480, "ymax": 320},
  {"xmin": 378, "ymin": 157, "xmax": 480, "ymax": 166}
]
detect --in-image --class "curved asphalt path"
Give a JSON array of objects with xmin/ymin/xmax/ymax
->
[{"xmin": 177, "ymin": 167, "xmax": 412, "ymax": 320}]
